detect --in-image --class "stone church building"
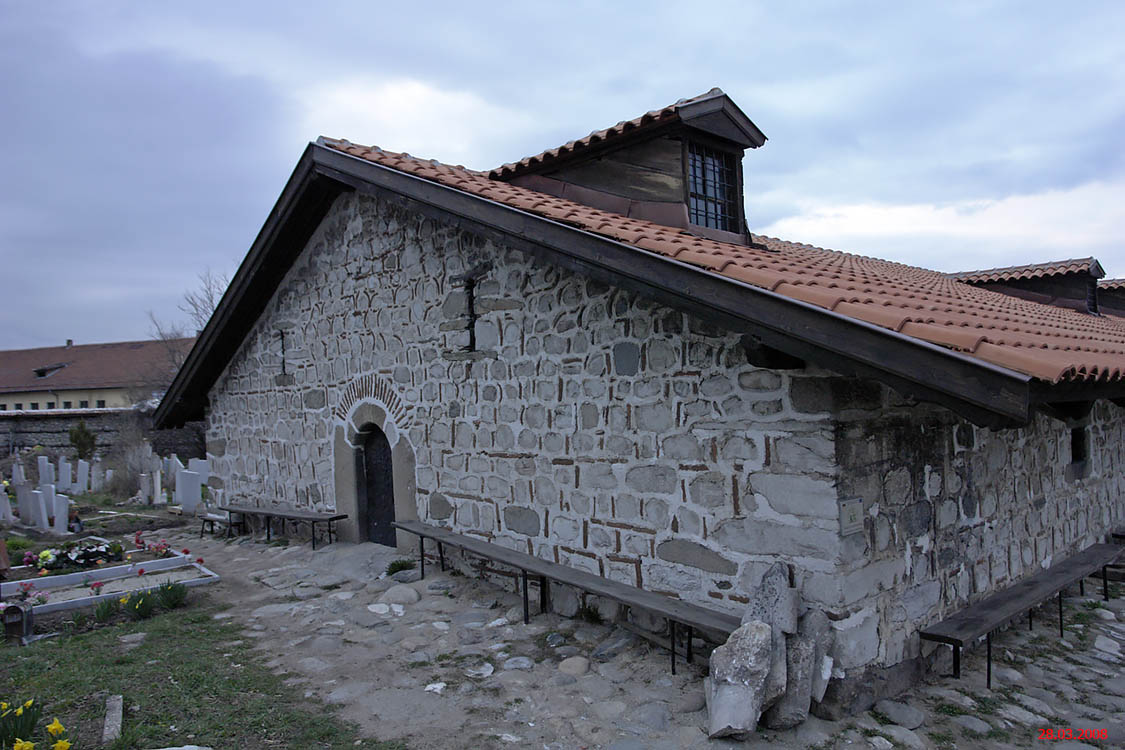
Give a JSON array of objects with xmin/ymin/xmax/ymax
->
[{"xmin": 156, "ymin": 89, "xmax": 1125, "ymax": 713}]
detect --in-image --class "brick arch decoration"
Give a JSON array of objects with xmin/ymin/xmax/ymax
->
[{"xmin": 333, "ymin": 373, "xmax": 413, "ymax": 430}]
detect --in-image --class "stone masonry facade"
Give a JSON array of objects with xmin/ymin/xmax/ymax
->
[{"xmin": 204, "ymin": 192, "xmax": 1125, "ymax": 707}]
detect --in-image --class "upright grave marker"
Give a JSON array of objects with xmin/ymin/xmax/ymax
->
[
  {"xmin": 76, "ymin": 460, "xmax": 90, "ymax": 494},
  {"xmin": 58, "ymin": 457, "xmax": 72, "ymax": 492}
]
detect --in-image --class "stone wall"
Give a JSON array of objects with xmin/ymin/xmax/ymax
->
[
  {"xmin": 1, "ymin": 409, "xmax": 137, "ymax": 454},
  {"xmin": 819, "ymin": 390, "xmax": 1125, "ymax": 714},
  {"xmin": 205, "ymin": 192, "xmax": 845, "ymax": 618},
  {"xmin": 204, "ymin": 190, "xmax": 1125, "ymax": 715}
]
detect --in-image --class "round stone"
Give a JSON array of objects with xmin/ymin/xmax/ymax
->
[
  {"xmin": 503, "ymin": 656, "xmax": 534, "ymax": 671},
  {"xmin": 558, "ymin": 656, "xmax": 589, "ymax": 676},
  {"xmin": 379, "ymin": 584, "xmax": 421, "ymax": 605}
]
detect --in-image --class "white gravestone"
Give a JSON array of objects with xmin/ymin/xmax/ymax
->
[
  {"xmin": 0, "ymin": 491, "xmax": 13, "ymax": 525},
  {"xmin": 176, "ymin": 470, "xmax": 202, "ymax": 515},
  {"xmin": 37, "ymin": 455, "xmax": 52, "ymax": 485},
  {"xmin": 153, "ymin": 470, "xmax": 165, "ymax": 506},
  {"xmin": 15, "ymin": 482, "xmax": 33, "ymax": 525},
  {"xmin": 105, "ymin": 469, "xmax": 113, "ymax": 485},
  {"xmin": 30, "ymin": 489, "xmax": 50, "ymax": 530},
  {"xmin": 58, "ymin": 457, "xmax": 72, "ymax": 491},
  {"xmin": 11, "ymin": 463, "xmax": 25, "ymax": 484},
  {"xmin": 53, "ymin": 494, "xmax": 69, "ymax": 534},
  {"xmin": 76, "ymin": 460, "xmax": 90, "ymax": 494},
  {"xmin": 187, "ymin": 458, "xmax": 209, "ymax": 487},
  {"xmin": 91, "ymin": 460, "xmax": 104, "ymax": 491},
  {"xmin": 139, "ymin": 473, "xmax": 150, "ymax": 503}
]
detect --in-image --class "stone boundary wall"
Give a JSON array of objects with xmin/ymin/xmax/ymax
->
[{"xmin": 1, "ymin": 409, "xmax": 135, "ymax": 453}]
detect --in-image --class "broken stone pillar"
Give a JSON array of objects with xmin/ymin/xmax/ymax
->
[
  {"xmin": 808, "ymin": 610, "xmax": 836, "ymax": 704},
  {"xmin": 763, "ymin": 610, "xmax": 831, "ymax": 729},
  {"xmin": 706, "ymin": 620, "xmax": 773, "ymax": 738},
  {"xmin": 11, "ymin": 462, "xmax": 25, "ymax": 484},
  {"xmin": 741, "ymin": 562, "xmax": 798, "ymax": 704}
]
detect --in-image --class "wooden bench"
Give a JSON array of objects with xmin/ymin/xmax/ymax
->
[
  {"xmin": 206, "ymin": 504, "xmax": 347, "ymax": 550},
  {"xmin": 1112, "ymin": 527, "xmax": 1125, "ymax": 544},
  {"xmin": 919, "ymin": 543, "xmax": 1122, "ymax": 688},
  {"xmin": 392, "ymin": 520, "xmax": 741, "ymax": 673}
]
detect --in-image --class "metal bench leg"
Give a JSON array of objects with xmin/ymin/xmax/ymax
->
[
  {"xmin": 1104, "ymin": 565, "xmax": 1110, "ymax": 601},
  {"xmin": 522, "ymin": 570, "xmax": 530, "ymax": 624},
  {"xmin": 1059, "ymin": 590, "xmax": 1064, "ymax": 637},
  {"xmin": 200, "ymin": 519, "xmax": 206, "ymax": 538},
  {"xmin": 438, "ymin": 543, "xmax": 445, "ymax": 571},
  {"xmin": 986, "ymin": 632, "xmax": 992, "ymax": 690},
  {"xmin": 311, "ymin": 521, "xmax": 318, "ymax": 551},
  {"xmin": 952, "ymin": 645, "xmax": 960, "ymax": 679},
  {"xmin": 669, "ymin": 620, "xmax": 677, "ymax": 675},
  {"xmin": 266, "ymin": 517, "xmax": 272, "ymax": 542},
  {"xmin": 687, "ymin": 625, "xmax": 694, "ymax": 664},
  {"xmin": 419, "ymin": 536, "xmax": 425, "ymax": 579},
  {"xmin": 1080, "ymin": 578, "xmax": 1085, "ymax": 596},
  {"xmin": 1029, "ymin": 609, "xmax": 1033, "ymax": 631},
  {"xmin": 539, "ymin": 575, "xmax": 549, "ymax": 614}
]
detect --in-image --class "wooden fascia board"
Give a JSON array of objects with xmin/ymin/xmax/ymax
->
[{"xmin": 312, "ymin": 145, "xmax": 1034, "ymax": 426}]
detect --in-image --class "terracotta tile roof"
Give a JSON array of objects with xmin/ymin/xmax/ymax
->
[
  {"xmin": 0, "ymin": 338, "xmax": 195, "ymax": 394},
  {"xmin": 321, "ymin": 138, "xmax": 1125, "ymax": 385},
  {"xmin": 949, "ymin": 258, "xmax": 1104, "ymax": 284},
  {"xmin": 1100, "ymin": 278, "xmax": 1125, "ymax": 290},
  {"xmin": 489, "ymin": 88, "xmax": 725, "ymax": 180}
]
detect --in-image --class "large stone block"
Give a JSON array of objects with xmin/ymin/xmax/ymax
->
[
  {"xmin": 624, "ymin": 465, "xmax": 677, "ymax": 494},
  {"xmin": 504, "ymin": 506, "xmax": 540, "ymax": 536},
  {"xmin": 714, "ymin": 517, "xmax": 840, "ymax": 561},
  {"xmin": 635, "ymin": 403, "xmax": 674, "ymax": 432},
  {"xmin": 762, "ymin": 614, "xmax": 819, "ymax": 729},
  {"xmin": 688, "ymin": 472, "xmax": 728, "ymax": 508},
  {"xmin": 656, "ymin": 539, "xmax": 737, "ymax": 574},
  {"xmin": 751, "ymin": 473, "xmax": 837, "ymax": 520}
]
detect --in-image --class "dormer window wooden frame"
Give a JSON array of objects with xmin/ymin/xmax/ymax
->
[{"xmin": 686, "ymin": 139, "xmax": 742, "ymax": 234}]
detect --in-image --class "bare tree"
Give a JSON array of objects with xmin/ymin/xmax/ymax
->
[{"xmin": 179, "ymin": 269, "xmax": 230, "ymax": 334}]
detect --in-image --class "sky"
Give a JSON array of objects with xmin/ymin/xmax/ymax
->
[{"xmin": 2, "ymin": 1, "xmax": 1124, "ymax": 349}]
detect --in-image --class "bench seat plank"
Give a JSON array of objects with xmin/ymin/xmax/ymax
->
[
  {"xmin": 393, "ymin": 520, "xmax": 741, "ymax": 637},
  {"xmin": 920, "ymin": 543, "xmax": 1122, "ymax": 646},
  {"xmin": 219, "ymin": 504, "xmax": 347, "ymax": 523}
]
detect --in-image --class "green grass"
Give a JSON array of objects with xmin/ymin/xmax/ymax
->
[
  {"xmin": 0, "ymin": 596, "xmax": 406, "ymax": 749},
  {"xmin": 385, "ymin": 559, "xmax": 416, "ymax": 576},
  {"xmin": 3, "ymin": 535, "xmax": 35, "ymax": 552},
  {"xmin": 933, "ymin": 701, "xmax": 970, "ymax": 716}
]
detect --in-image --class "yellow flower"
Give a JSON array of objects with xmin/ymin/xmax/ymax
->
[
  {"xmin": 13, "ymin": 738, "xmax": 35, "ymax": 750},
  {"xmin": 24, "ymin": 699, "xmax": 33, "ymax": 707},
  {"xmin": 120, "ymin": 596, "xmax": 129, "ymax": 605},
  {"xmin": 0, "ymin": 701, "xmax": 7, "ymax": 709},
  {"xmin": 16, "ymin": 705, "xmax": 24, "ymax": 716},
  {"xmin": 52, "ymin": 740, "xmax": 72, "ymax": 750},
  {"xmin": 47, "ymin": 717, "xmax": 66, "ymax": 736}
]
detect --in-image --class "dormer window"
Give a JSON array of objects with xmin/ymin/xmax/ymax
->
[{"xmin": 688, "ymin": 142, "xmax": 740, "ymax": 233}]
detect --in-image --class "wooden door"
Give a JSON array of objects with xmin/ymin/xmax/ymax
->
[{"xmin": 362, "ymin": 428, "xmax": 396, "ymax": 546}]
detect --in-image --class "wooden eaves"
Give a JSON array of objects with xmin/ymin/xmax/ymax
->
[{"xmin": 157, "ymin": 142, "xmax": 1106, "ymax": 431}]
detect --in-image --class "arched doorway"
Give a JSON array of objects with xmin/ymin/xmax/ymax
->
[{"xmin": 360, "ymin": 425, "xmax": 396, "ymax": 545}]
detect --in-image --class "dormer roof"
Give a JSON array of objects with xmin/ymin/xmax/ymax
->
[{"xmin": 490, "ymin": 88, "xmax": 766, "ymax": 181}]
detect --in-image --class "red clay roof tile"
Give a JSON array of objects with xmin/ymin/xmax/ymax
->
[
  {"xmin": 949, "ymin": 258, "xmax": 1104, "ymax": 284},
  {"xmin": 0, "ymin": 338, "xmax": 195, "ymax": 394},
  {"xmin": 320, "ymin": 138, "xmax": 1125, "ymax": 385}
]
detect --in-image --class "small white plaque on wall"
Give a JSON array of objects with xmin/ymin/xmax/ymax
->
[{"xmin": 839, "ymin": 498, "xmax": 864, "ymax": 536}]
